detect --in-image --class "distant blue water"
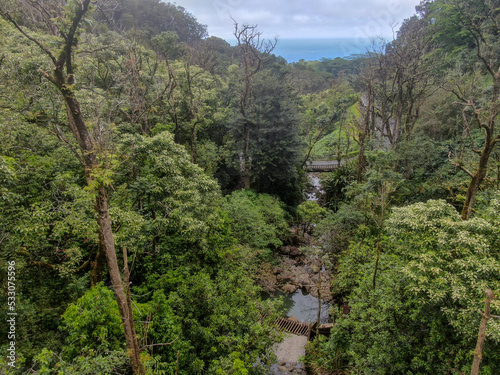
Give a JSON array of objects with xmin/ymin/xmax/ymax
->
[{"xmin": 272, "ymin": 38, "xmax": 374, "ymax": 62}]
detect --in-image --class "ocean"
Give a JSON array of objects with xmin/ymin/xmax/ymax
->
[
  {"xmin": 271, "ymin": 38, "xmax": 374, "ymax": 63},
  {"xmin": 225, "ymin": 37, "xmax": 378, "ymax": 63}
]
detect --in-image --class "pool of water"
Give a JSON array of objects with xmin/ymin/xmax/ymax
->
[{"xmin": 264, "ymin": 288, "xmax": 330, "ymax": 324}]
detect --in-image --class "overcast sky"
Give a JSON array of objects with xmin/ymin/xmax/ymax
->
[{"xmin": 177, "ymin": 0, "xmax": 423, "ymax": 41}]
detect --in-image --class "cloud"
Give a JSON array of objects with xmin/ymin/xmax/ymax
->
[{"xmin": 177, "ymin": 0, "xmax": 421, "ymax": 40}]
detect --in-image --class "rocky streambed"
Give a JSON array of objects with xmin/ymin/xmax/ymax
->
[
  {"xmin": 259, "ymin": 243, "xmax": 333, "ymax": 374},
  {"xmin": 257, "ymin": 244, "xmax": 332, "ymax": 303}
]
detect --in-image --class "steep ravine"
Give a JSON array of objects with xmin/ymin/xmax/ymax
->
[
  {"xmin": 259, "ymin": 172, "xmax": 332, "ymax": 374},
  {"xmin": 258, "ymin": 242, "xmax": 332, "ymax": 374}
]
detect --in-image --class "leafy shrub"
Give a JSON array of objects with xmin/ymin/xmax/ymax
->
[
  {"xmin": 60, "ymin": 283, "xmax": 124, "ymax": 359},
  {"xmin": 222, "ymin": 190, "xmax": 289, "ymax": 249},
  {"xmin": 313, "ymin": 199, "xmax": 500, "ymax": 374}
]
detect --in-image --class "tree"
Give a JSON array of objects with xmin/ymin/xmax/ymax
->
[
  {"xmin": 300, "ymin": 84, "xmax": 357, "ymax": 168},
  {"xmin": 221, "ymin": 189, "xmax": 289, "ymax": 250},
  {"xmin": 159, "ymin": 58, "xmax": 223, "ymax": 163},
  {"xmin": 440, "ymin": 0, "xmax": 500, "ymax": 220},
  {"xmin": 384, "ymin": 15, "xmax": 437, "ymax": 145},
  {"xmin": 471, "ymin": 289, "xmax": 496, "ymax": 375},
  {"xmin": 359, "ymin": 16, "xmax": 436, "ymax": 153},
  {"xmin": 95, "ymin": 0, "xmax": 207, "ymax": 44},
  {"xmin": 0, "ymin": 2, "xmax": 144, "ymax": 372},
  {"xmin": 352, "ymin": 56, "xmax": 377, "ymax": 182},
  {"xmin": 296, "ymin": 200, "xmax": 326, "ymax": 235},
  {"xmin": 245, "ymin": 66, "xmax": 303, "ymax": 204},
  {"xmin": 231, "ymin": 20, "xmax": 277, "ymax": 189},
  {"xmin": 321, "ymin": 199, "xmax": 500, "ymax": 373}
]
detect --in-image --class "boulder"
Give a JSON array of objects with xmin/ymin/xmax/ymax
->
[
  {"xmin": 277, "ymin": 270, "xmax": 294, "ymax": 282},
  {"xmin": 279, "ymin": 245, "xmax": 291, "ymax": 255},
  {"xmin": 288, "ymin": 246, "xmax": 301, "ymax": 257},
  {"xmin": 282, "ymin": 283, "xmax": 297, "ymax": 293},
  {"xmin": 274, "ymin": 267, "xmax": 284, "ymax": 275},
  {"xmin": 258, "ymin": 275, "xmax": 277, "ymax": 293},
  {"xmin": 296, "ymin": 273, "xmax": 311, "ymax": 286}
]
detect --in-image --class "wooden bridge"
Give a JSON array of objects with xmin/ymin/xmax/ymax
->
[
  {"xmin": 273, "ymin": 317, "xmax": 312, "ymax": 336},
  {"xmin": 260, "ymin": 313, "xmax": 334, "ymax": 341},
  {"xmin": 260, "ymin": 312, "xmax": 314, "ymax": 337},
  {"xmin": 304, "ymin": 160, "xmax": 342, "ymax": 172}
]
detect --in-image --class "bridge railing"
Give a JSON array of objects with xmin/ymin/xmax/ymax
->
[{"xmin": 304, "ymin": 160, "xmax": 340, "ymax": 172}]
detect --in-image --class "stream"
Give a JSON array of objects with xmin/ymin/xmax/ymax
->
[
  {"xmin": 264, "ymin": 172, "xmax": 330, "ymax": 374},
  {"xmin": 263, "ymin": 278, "xmax": 331, "ymax": 374},
  {"xmin": 264, "ymin": 288, "xmax": 331, "ymax": 324},
  {"xmin": 306, "ymin": 172, "xmax": 324, "ymax": 202}
]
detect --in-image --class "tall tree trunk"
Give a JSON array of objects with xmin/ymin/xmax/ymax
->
[
  {"xmin": 243, "ymin": 126, "xmax": 251, "ymax": 189},
  {"xmin": 91, "ymin": 235, "xmax": 106, "ymax": 286},
  {"xmin": 372, "ymin": 227, "xmax": 382, "ymax": 290},
  {"xmin": 461, "ymin": 146, "xmax": 493, "ymax": 220},
  {"xmin": 2, "ymin": 3, "xmax": 145, "ymax": 372},
  {"xmin": 453, "ymin": 7, "xmax": 500, "ymax": 220},
  {"xmin": 58, "ymin": 38, "xmax": 145, "ymax": 375},
  {"xmin": 471, "ymin": 289, "xmax": 495, "ymax": 375},
  {"xmin": 96, "ymin": 187, "xmax": 145, "ymax": 374},
  {"xmin": 316, "ymin": 259, "xmax": 323, "ymax": 341},
  {"xmin": 64, "ymin": 93, "xmax": 145, "ymax": 374},
  {"xmin": 357, "ymin": 93, "xmax": 373, "ymax": 183}
]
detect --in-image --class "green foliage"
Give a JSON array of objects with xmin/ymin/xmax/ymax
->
[
  {"xmin": 28, "ymin": 348, "xmax": 129, "ymax": 375},
  {"xmin": 152, "ymin": 31, "xmax": 184, "ymax": 60},
  {"xmin": 222, "ymin": 190, "xmax": 289, "ymax": 250},
  {"xmin": 314, "ymin": 204, "xmax": 366, "ymax": 264},
  {"xmin": 300, "ymin": 83, "xmax": 358, "ymax": 162},
  {"xmin": 387, "ymin": 200, "xmax": 500, "ymax": 340},
  {"xmin": 60, "ymin": 283, "xmax": 124, "ymax": 359},
  {"xmin": 94, "ymin": 0, "xmax": 207, "ymax": 44},
  {"xmin": 136, "ymin": 264, "xmax": 278, "ymax": 374},
  {"xmin": 317, "ymin": 199, "xmax": 500, "ymax": 374},
  {"xmin": 296, "ymin": 200, "xmax": 327, "ymax": 234},
  {"xmin": 418, "ymin": 0, "xmax": 477, "ymax": 71},
  {"xmin": 250, "ymin": 67, "xmax": 303, "ymax": 205},
  {"xmin": 320, "ymin": 166, "xmax": 355, "ymax": 211},
  {"xmin": 116, "ymin": 131, "xmax": 228, "ymax": 266},
  {"xmin": 318, "ymin": 56, "xmax": 366, "ymax": 77}
]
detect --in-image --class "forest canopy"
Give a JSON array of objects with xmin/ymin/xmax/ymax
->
[{"xmin": 0, "ymin": 0, "xmax": 499, "ymax": 374}]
